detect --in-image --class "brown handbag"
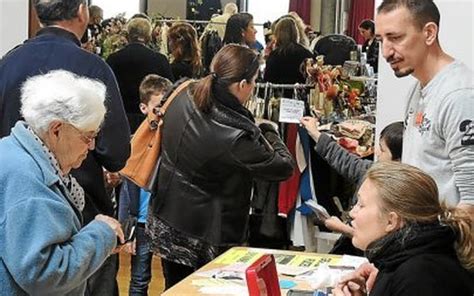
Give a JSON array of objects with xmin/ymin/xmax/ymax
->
[{"xmin": 120, "ymin": 80, "xmax": 192, "ymax": 190}]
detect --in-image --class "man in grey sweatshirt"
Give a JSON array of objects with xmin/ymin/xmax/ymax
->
[{"xmin": 376, "ymin": 0, "xmax": 474, "ymax": 214}]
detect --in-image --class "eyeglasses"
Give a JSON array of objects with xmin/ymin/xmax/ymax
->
[{"xmin": 68, "ymin": 124, "xmax": 99, "ymax": 145}]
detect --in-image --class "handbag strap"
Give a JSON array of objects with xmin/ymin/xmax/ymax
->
[{"xmin": 155, "ymin": 80, "xmax": 193, "ymax": 120}]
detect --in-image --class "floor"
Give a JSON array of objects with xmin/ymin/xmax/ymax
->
[{"xmin": 117, "ymin": 252, "xmax": 165, "ymax": 295}]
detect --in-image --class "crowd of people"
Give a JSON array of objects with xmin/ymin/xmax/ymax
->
[{"xmin": 0, "ymin": 0, "xmax": 472, "ymax": 295}]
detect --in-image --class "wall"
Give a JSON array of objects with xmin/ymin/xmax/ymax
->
[
  {"xmin": 0, "ymin": 0, "xmax": 28, "ymax": 56},
  {"xmin": 310, "ymin": 0, "xmax": 322, "ymax": 32},
  {"xmin": 320, "ymin": 0, "xmax": 336, "ymax": 34},
  {"xmin": 375, "ymin": 0, "xmax": 473, "ymax": 140},
  {"xmin": 147, "ymin": 0, "xmax": 187, "ymax": 19}
]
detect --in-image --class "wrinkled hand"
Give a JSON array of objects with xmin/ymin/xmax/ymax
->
[
  {"xmin": 300, "ymin": 116, "xmax": 321, "ymax": 141},
  {"xmin": 104, "ymin": 171, "xmax": 122, "ymax": 188},
  {"xmin": 95, "ymin": 214, "xmax": 125, "ymax": 247},
  {"xmin": 325, "ymin": 216, "xmax": 354, "ymax": 237},
  {"xmin": 123, "ymin": 239, "xmax": 137, "ymax": 255},
  {"xmin": 337, "ymin": 263, "xmax": 379, "ymax": 296}
]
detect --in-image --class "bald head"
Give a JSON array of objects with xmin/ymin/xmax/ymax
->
[{"xmin": 224, "ymin": 3, "xmax": 238, "ymax": 15}]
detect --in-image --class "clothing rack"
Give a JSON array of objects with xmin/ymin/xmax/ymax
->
[
  {"xmin": 153, "ymin": 18, "xmax": 265, "ymax": 26},
  {"xmin": 255, "ymin": 82, "xmax": 314, "ymax": 89}
]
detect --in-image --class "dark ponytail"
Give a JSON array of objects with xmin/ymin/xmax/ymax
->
[
  {"xmin": 193, "ymin": 74, "xmax": 215, "ymax": 113},
  {"xmin": 192, "ymin": 44, "xmax": 260, "ymax": 113}
]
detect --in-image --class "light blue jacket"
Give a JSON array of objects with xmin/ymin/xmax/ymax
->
[{"xmin": 0, "ymin": 122, "xmax": 117, "ymax": 295}]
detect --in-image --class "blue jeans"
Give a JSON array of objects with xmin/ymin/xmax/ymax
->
[{"xmin": 129, "ymin": 224, "xmax": 153, "ymax": 296}]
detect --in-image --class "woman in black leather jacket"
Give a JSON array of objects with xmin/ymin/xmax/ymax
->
[{"xmin": 147, "ymin": 44, "xmax": 294, "ymax": 289}]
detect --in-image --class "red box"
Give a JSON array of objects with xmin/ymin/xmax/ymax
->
[{"xmin": 245, "ymin": 254, "xmax": 281, "ymax": 296}]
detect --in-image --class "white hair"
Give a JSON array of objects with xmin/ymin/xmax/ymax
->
[
  {"xmin": 20, "ymin": 70, "xmax": 107, "ymax": 134},
  {"xmin": 224, "ymin": 3, "xmax": 238, "ymax": 15}
]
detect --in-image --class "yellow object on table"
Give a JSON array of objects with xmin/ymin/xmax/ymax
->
[{"xmin": 161, "ymin": 247, "xmax": 343, "ymax": 295}]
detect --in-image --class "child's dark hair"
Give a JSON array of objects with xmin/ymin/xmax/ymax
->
[
  {"xmin": 139, "ymin": 74, "xmax": 172, "ymax": 104},
  {"xmin": 380, "ymin": 121, "xmax": 404, "ymax": 161}
]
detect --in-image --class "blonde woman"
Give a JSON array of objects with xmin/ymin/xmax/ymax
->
[
  {"xmin": 334, "ymin": 162, "xmax": 473, "ymax": 296},
  {"xmin": 263, "ymin": 17, "xmax": 313, "ymax": 86}
]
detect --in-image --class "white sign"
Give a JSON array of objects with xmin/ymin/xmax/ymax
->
[{"xmin": 279, "ymin": 98, "xmax": 305, "ymax": 123}]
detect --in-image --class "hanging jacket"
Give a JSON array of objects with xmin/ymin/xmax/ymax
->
[{"xmin": 201, "ymin": 30, "xmax": 223, "ymax": 74}]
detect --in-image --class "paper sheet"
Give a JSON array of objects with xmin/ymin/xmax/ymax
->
[{"xmin": 279, "ymin": 98, "xmax": 305, "ymax": 123}]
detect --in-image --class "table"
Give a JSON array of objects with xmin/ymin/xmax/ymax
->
[{"xmin": 161, "ymin": 246, "xmax": 354, "ymax": 295}]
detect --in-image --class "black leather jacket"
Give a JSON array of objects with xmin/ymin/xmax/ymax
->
[{"xmin": 150, "ymin": 81, "xmax": 294, "ymax": 246}]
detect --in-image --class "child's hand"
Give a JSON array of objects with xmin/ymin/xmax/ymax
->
[
  {"xmin": 324, "ymin": 216, "xmax": 354, "ymax": 236},
  {"xmin": 300, "ymin": 116, "xmax": 321, "ymax": 141},
  {"xmin": 104, "ymin": 171, "xmax": 122, "ymax": 188}
]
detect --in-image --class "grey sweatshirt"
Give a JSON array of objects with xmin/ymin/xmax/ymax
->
[{"xmin": 403, "ymin": 60, "xmax": 474, "ymax": 207}]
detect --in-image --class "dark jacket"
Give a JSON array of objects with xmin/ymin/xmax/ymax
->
[
  {"xmin": 362, "ymin": 38, "xmax": 379, "ymax": 73},
  {"xmin": 171, "ymin": 60, "xmax": 200, "ymax": 81},
  {"xmin": 315, "ymin": 133, "xmax": 372, "ymax": 199},
  {"xmin": 0, "ymin": 27, "xmax": 131, "ymax": 223},
  {"xmin": 150, "ymin": 81, "xmax": 294, "ymax": 246},
  {"xmin": 315, "ymin": 133, "xmax": 371, "ymax": 256},
  {"xmin": 106, "ymin": 42, "xmax": 174, "ymax": 132},
  {"xmin": 264, "ymin": 43, "xmax": 313, "ymax": 86},
  {"xmin": 368, "ymin": 223, "xmax": 474, "ymax": 296}
]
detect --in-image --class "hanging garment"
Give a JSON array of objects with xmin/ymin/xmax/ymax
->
[
  {"xmin": 201, "ymin": 30, "xmax": 223, "ymax": 74},
  {"xmin": 278, "ymin": 124, "xmax": 301, "ymax": 216}
]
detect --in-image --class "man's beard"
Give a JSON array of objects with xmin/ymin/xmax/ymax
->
[
  {"xmin": 387, "ymin": 56, "xmax": 414, "ymax": 78},
  {"xmin": 394, "ymin": 67, "xmax": 414, "ymax": 78}
]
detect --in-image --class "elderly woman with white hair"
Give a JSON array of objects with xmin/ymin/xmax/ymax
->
[{"xmin": 0, "ymin": 70, "xmax": 124, "ymax": 295}]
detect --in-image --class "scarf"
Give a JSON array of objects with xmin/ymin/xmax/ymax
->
[
  {"xmin": 27, "ymin": 126, "xmax": 85, "ymax": 212},
  {"xmin": 365, "ymin": 222, "xmax": 457, "ymax": 271}
]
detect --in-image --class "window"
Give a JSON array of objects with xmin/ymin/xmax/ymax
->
[
  {"xmin": 247, "ymin": 0, "xmax": 290, "ymax": 45},
  {"xmin": 92, "ymin": 0, "xmax": 141, "ymax": 19}
]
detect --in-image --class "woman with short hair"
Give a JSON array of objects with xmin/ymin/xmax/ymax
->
[
  {"xmin": 334, "ymin": 162, "xmax": 474, "ymax": 296},
  {"xmin": 0, "ymin": 70, "xmax": 124, "ymax": 295}
]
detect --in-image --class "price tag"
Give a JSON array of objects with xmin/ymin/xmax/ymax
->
[{"xmin": 279, "ymin": 98, "xmax": 305, "ymax": 123}]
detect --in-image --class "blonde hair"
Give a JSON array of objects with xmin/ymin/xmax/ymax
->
[
  {"xmin": 274, "ymin": 17, "xmax": 299, "ymax": 51},
  {"xmin": 365, "ymin": 162, "xmax": 474, "ymax": 271},
  {"xmin": 126, "ymin": 17, "xmax": 152, "ymax": 43}
]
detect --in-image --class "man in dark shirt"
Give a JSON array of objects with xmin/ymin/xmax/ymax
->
[{"xmin": 107, "ymin": 16, "xmax": 174, "ymax": 133}]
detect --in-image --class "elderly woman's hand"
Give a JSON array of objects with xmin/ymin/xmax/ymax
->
[
  {"xmin": 95, "ymin": 214, "xmax": 125, "ymax": 245},
  {"xmin": 300, "ymin": 116, "xmax": 321, "ymax": 142}
]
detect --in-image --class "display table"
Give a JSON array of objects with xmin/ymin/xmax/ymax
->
[{"xmin": 161, "ymin": 246, "xmax": 362, "ymax": 295}]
